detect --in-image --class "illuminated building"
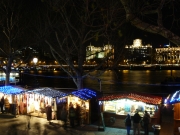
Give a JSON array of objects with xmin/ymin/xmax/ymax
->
[
  {"xmin": 86, "ymin": 43, "xmax": 114, "ymax": 61},
  {"xmin": 155, "ymin": 45, "xmax": 180, "ymax": 64},
  {"xmin": 124, "ymin": 39, "xmax": 153, "ymax": 64}
]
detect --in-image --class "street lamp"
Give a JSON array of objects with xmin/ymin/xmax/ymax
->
[{"xmin": 33, "ymin": 57, "xmax": 38, "ymax": 65}]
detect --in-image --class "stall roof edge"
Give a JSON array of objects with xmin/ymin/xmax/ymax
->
[
  {"xmin": 0, "ymin": 85, "xmax": 26, "ymax": 95},
  {"xmin": 70, "ymin": 88, "xmax": 99, "ymax": 100},
  {"xmin": 98, "ymin": 92, "xmax": 162, "ymax": 105},
  {"xmin": 164, "ymin": 90, "xmax": 180, "ymax": 104}
]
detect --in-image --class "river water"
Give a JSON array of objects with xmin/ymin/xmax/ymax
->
[{"xmin": 21, "ymin": 70, "xmax": 180, "ymax": 98}]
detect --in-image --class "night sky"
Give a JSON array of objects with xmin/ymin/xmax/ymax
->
[
  {"xmin": 132, "ymin": 29, "xmax": 172, "ymax": 48},
  {"xmin": 24, "ymin": 0, "xmax": 179, "ymax": 49},
  {"xmin": 89, "ymin": 25, "xmax": 172, "ymax": 48}
]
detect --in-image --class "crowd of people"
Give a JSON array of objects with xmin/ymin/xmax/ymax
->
[
  {"xmin": 59, "ymin": 102, "xmax": 83, "ymax": 128},
  {"xmin": 124, "ymin": 109, "xmax": 151, "ymax": 135},
  {"xmin": 0, "ymin": 96, "xmax": 10, "ymax": 114}
]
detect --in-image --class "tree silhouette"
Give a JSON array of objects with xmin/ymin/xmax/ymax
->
[
  {"xmin": 35, "ymin": 0, "xmax": 122, "ymax": 89},
  {"xmin": 0, "ymin": 0, "xmax": 36, "ymax": 85}
]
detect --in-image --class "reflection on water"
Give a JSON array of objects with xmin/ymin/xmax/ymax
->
[{"xmin": 21, "ymin": 70, "xmax": 180, "ymax": 98}]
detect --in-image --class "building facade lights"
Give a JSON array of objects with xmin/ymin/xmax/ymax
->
[
  {"xmin": 124, "ymin": 39, "xmax": 152, "ymax": 64},
  {"xmin": 86, "ymin": 43, "xmax": 114, "ymax": 61},
  {"xmin": 155, "ymin": 46, "xmax": 180, "ymax": 64}
]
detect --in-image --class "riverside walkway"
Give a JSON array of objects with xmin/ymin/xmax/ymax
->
[{"xmin": 0, "ymin": 111, "xmax": 173, "ymax": 135}]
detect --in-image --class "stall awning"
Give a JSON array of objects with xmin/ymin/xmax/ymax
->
[
  {"xmin": 27, "ymin": 87, "xmax": 68, "ymax": 98},
  {"xmin": 71, "ymin": 88, "xmax": 97, "ymax": 100},
  {"xmin": 0, "ymin": 86, "xmax": 24, "ymax": 95},
  {"xmin": 98, "ymin": 93, "xmax": 162, "ymax": 105},
  {"xmin": 164, "ymin": 90, "xmax": 180, "ymax": 104}
]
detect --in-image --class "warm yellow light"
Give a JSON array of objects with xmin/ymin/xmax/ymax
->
[{"xmin": 33, "ymin": 57, "xmax": 38, "ymax": 65}]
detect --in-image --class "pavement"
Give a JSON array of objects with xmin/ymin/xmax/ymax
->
[{"xmin": 0, "ymin": 110, "xmax": 173, "ymax": 135}]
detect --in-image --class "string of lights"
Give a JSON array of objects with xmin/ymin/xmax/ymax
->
[
  {"xmin": 98, "ymin": 93, "xmax": 162, "ymax": 105},
  {"xmin": 0, "ymin": 86, "xmax": 24, "ymax": 95},
  {"xmin": 0, "ymin": 86, "xmax": 98, "ymax": 101},
  {"xmin": 0, "ymin": 85, "xmax": 170, "ymax": 105},
  {"xmin": 164, "ymin": 90, "xmax": 180, "ymax": 104},
  {"xmin": 71, "ymin": 88, "xmax": 97, "ymax": 100},
  {"xmin": 27, "ymin": 87, "xmax": 68, "ymax": 98}
]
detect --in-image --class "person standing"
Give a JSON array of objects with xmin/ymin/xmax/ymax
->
[
  {"xmin": 124, "ymin": 114, "xmax": 132, "ymax": 135},
  {"xmin": 4, "ymin": 97, "xmax": 10, "ymax": 113},
  {"xmin": 0, "ymin": 96, "xmax": 4, "ymax": 113},
  {"xmin": 142, "ymin": 111, "xmax": 150, "ymax": 135},
  {"xmin": 61, "ymin": 105, "xmax": 68, "ymax": 127},
  {"xmin": 69, "ymin": 103, "xmax": 75, "ymax": 128},
  {"xmin": 75, "ymin": 103, "xmax": 81, "ymax": 126},
  {"xmin": 26, "ymin": 113, "xmax": 31, "ymax": 129},
  {"xmin": 133, "ymin": 110, "xmax": 142, "ymax": 135},
  {"xmin": 46, "ymin": 105, "xmax": 52, "ymax": 124}
]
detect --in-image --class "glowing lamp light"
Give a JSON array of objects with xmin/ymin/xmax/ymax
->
[{"xmin": 33, "ymin": 57, "xmax": 38, "ymax": 65}]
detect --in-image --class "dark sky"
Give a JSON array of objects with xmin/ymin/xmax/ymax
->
[
  {"xmin": 89, "ymin": 30, "xmax": 171, "ymax": 48},
  {"xmin": 127, "ymin": 25, "xmax": 175, "ymax": 48},
  {"xmin": 133, "ymin": 31, "xmax": 171, "ymax": 48},
  {"xmin": 26, "ymin": 0, "xmax": 178, "ymax": 49}
]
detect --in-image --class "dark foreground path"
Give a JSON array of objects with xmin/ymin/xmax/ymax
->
[{"xmin": 0, "ymin": 113, "xmax": 157, "ymax": 135}]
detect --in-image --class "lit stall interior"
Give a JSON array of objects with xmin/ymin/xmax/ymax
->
[
  {"xmin": 69, "ymin": 88, "xmax": 97, "ymax": 124},
  {"xmin": 103, "ymin": 99, "xmax": 158, "ymax": 117},
  {"xmin": 100, "ymin": 93, "xmax": 162, "ymax": 116},
  {"xmin": 26, "ymin": 87, "xmax": 68, "ymax": 119},
  {"xmin": 99, "ymin": 93, "xmax": 162, "ymax": 127},
  {"xmin": 0, "ymin": 86, "xmax": 25, "ymax": 115}
]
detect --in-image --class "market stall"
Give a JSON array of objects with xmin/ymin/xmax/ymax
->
[
  {"xmin": 98, "ymin": 93, "xmax": 162, "ymax": 128},
  {"xmin": 0, "ymin": 86, "xmax": 25, "ymax": 115},
  {"xmin": 164, "ymin": 90, "xmax": 180, "ymax": 135},
  {"xmin": 26, "ymin": 87, "xmax": 68, "ymax": 120},
  {"xmin": 25, "ymin": 87, "xmax": 99, "ymax": 125},
  {"xmin": 68, "ymin": 88, "xmax": 98, "ymax": 125}
]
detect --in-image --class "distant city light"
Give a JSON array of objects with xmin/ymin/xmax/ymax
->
[{"xmin": 164, "ymin": 44, "xmax": 170, "ymax": 47}]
